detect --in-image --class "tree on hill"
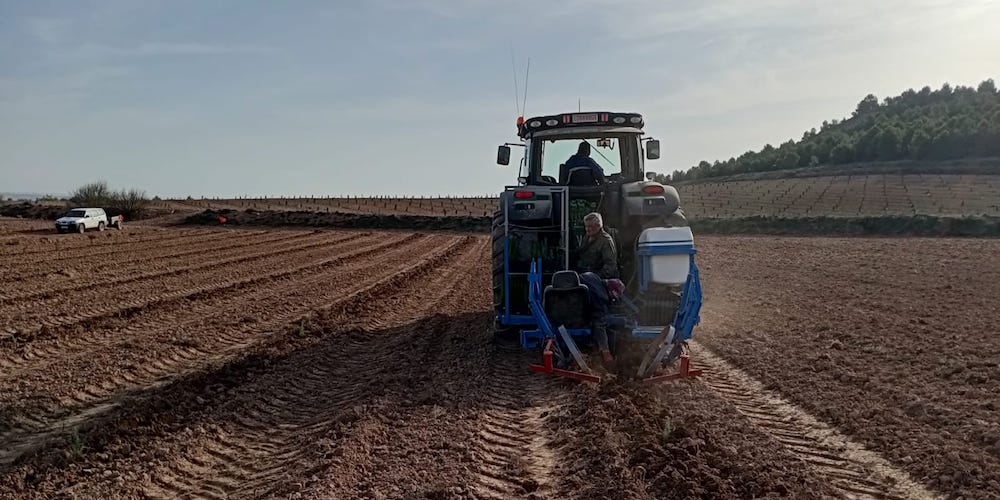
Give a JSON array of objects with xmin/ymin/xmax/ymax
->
[{"xmin": 670, "ymin": 79, "xmax": 1000, "ymax": 182}]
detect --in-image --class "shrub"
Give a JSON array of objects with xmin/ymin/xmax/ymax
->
[{"xmin": 67, "ymin": 181, "xmax": 150, "ymax": 220}]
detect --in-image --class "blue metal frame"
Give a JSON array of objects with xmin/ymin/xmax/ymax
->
[
  {"xmin": 632, "ymin": 251, "xmax": 702, "ymax": 340},
  {"xmin": 672, "ymin": 257, "xmax": 702, "ymax": 342},
  {"xmin": 498, "ymin": 186, "xmax": 570, "ymax": 328},
  {"xmin": 494, "ymin": 189, "xmax": 704, "ymax": 353}
]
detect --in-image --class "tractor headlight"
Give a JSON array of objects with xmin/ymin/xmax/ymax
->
[
  {"xmin": 629, "ymin": 116, "xmax": 642, "ymax": 124},
  {"xmin": 545, "ymin": 119, "xmax": 558, "ymax": 126},
  {"xmin": 529, "ymin": 120, "xmax": 542, "ymax": 128},
  {"xmin": 612, "ymin": 116, "xmax": 626, "ymax": 124}
]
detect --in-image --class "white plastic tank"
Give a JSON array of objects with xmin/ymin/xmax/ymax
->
[{"xmin": 638, "ymin": 227, "xmax": 694, "ymax": 285}]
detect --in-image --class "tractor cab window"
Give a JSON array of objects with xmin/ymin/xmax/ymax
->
[{"xmin": 539, "ymin": 137, "xmax": 623, "ymax": 184}]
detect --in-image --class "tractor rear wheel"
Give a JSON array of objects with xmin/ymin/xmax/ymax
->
[{"xmin": 491, "ymin": 210, "xmax": 516, "ymax": 339}]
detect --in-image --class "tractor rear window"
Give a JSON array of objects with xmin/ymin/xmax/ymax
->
[{"xmin": 540, "ymin": 137, "xmax": 623, "ymax": 183}]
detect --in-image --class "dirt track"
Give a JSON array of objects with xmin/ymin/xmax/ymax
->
[{"xmin": 0, "ymin": 222, "xmax": 995, "ymax": 498}]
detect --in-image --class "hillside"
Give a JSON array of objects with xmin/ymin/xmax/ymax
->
[
  {"xmin": 677, "ymin": 173, "xmax": 1000, "ymax": 219},
  {"xmin": 667, "ymin": 80, "xmax": 1000, "ymax": 182}
]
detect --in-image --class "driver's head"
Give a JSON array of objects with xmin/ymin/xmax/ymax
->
[{"xmin": 577, "ymin": 141, "xmax": 591, "ymax": 156}]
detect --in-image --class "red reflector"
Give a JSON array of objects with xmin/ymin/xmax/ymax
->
[
  {"xmin": 514, "ymin": 191, "xmax": 535, "ymax": 199},
  {"xmin": 642, "ymin": 185, "xmax": 665, "ymax": 195}
]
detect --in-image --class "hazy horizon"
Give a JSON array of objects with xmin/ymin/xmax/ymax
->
[{"xmin": 2, "ymin": 1, "xmax": 998, "ymax": 198}]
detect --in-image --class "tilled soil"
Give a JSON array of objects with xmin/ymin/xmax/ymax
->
[
  {"xmin": 696, "ymin": 236, "xmax": 1000, "ymax": 499},
  {"xmin": 0, "ymin": 226, "xmax": 852, "ymax": 499},
  {"xmin": 184, "ymin": 208, "xmax": 492, "ymax": 232}
]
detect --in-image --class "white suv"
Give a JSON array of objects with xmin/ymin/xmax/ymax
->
[{"xmin": 55, "ymin": 208, "xmax": 120, "ymax": 233}]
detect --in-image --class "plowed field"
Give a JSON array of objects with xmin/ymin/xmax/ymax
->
[{"xmin": 0, "ymin": 220, "xmax": 995, "ymax": 499}]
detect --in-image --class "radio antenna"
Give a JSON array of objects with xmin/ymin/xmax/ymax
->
[
  {"xmin": 578, "ymin": 98, "xmax": 581, "ymax": 112},
  {"xmin": 521, "ymin": 58, "xmax": 531, "ymax": 117},
  {"xmin": 510, "ymin": 45, "xmax": 521, "ymax": 116}
]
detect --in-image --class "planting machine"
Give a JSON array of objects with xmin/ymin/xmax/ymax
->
[{"xmin": 494, "ymin": 111, "xmax": 703, "ymax": 383}]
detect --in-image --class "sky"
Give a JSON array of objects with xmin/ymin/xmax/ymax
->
[{"xmin": 1, "ymin": 0, "xmax": 998, "ymax": 198}]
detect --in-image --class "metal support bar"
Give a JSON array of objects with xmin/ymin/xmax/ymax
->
[
  {"xmin": 529, "ymin": 339, "xmax": 602, "ymax": 383},
  {"xmin": 642, "ymin": 347, "xmax": 703, "ymax": 384}
]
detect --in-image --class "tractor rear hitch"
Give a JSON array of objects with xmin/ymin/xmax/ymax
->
[
  {"xmin": 642, "ymin": 351, "xmax": 703, "ymax": 384},
  {"xmin": 529, "ymin": 338, "xmax": 602, "ymax": 383}
]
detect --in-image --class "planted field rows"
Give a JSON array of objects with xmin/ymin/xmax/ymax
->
[
  {"xmin": 680, "ymin": 173, "xmax": 1000, "ymax": 218},
  {"xmin": 155, "ymin": 196, "xmax": 499, "ymax": 218},
  {"xmin": 155, "ymin": 173, "xmax": 1000, "ymax": 222},
  {"xmin": 1, "ymin": 224, "xmax": 997, "ymax": 498}
]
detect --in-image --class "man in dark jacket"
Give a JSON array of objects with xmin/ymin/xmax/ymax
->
[
  {"xmin": 559, "ymin": 142, "xmax": 605, "ymax": 185},
  {"xmin": 576, "ymin": 212, "xmax": 618, "ymax": 364},
  {"xmin": 577, "ymin": 212, "xmax": 617, "ymax": 279}
]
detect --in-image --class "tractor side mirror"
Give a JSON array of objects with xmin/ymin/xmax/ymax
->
[
  {"xmin": 518, "ymin": 176, "xmax": 528, "ymax": 186},
  {"xmin": 646, "ymin": 171, "xmax": 657, "ymax": 181},
  {"xmin": 497, "ymin": 145, "xmax": 511, "ymax": 165},
  {"xmin": 646, "ymin": 139, "xmax": 661, "ymax": 160}
]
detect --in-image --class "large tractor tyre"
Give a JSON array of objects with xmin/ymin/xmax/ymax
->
[
  {"xmin": 491, "ymin": 210, "xmax": 518, "ymax": 341},
  {"xmin": 491, "ymin": 210, "xmax": 504, "ymax": 312}
]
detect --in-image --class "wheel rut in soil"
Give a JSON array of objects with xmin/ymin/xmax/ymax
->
[
  {"xmin": 469, "ymin": 346, "xmax": 561, "ymax": 500},
  {"xmin": 140, "ymin": 237, "xmax": 484, "ymax": 499},
  {"xmin": 0, "ymin": 235, "xmax": 471, "ymax": 467},
  {"xmin": 691, "ymin": 341, "xmax": 939, "ymax": 500}
]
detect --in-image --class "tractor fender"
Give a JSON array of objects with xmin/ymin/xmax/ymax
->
[
  {"xmin": 500, "ymin": 190, "xmax": 555, "ymax": 222},
  {"xmin": 620, "ymin": 181, "xmax": 680, "ymax": 217}
]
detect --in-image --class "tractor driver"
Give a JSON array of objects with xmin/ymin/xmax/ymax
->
[
  {"xmin": 577, "ymin": 212, "xmax": 619, "ymax": 364},
  {"xmin": 559, "ymin": 142, "xmax": 606, "ymax": 185}
]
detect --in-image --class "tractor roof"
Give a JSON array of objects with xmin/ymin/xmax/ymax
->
[{"xmin": 517, "ymin": 111, "xmax": 644, "ymax": 138}]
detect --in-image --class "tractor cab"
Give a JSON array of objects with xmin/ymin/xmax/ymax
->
[
  {"xmin": 498, "ymin": 113, "xmax": 672, "ymax": 225},
  {"xmin": 493, "ymin": 111, "xmax": 703, "ymax": 383}
]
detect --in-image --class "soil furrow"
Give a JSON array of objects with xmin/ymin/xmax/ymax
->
[
  {"xmin": 0, "ymin": 231, "xmax": 384, "ymax": 341},
  {"xmin": 0, "ymin": 236, "xmax": 473, "ymax": 468},
  {"xmin": 0, "ymin": 230, "xmax": 352, "ymax": 304},
  {"xmin": 0, "ymin": 230, "xmax": 368, "ymax": 323},
  {"xmin": 0, "ymin": 233, "xmax": 440, "ymax": 400},
  {"xmin": 0, "ymin": 232, "xmax": 403, "ymax": 376},
  {"xmin": 0, "ymin": 228, "xmax": 226, "ymax": 261},
  {"xmin": 692, "ymin": 341, "xmax": 939, "ymax": 500},
  {"xmin": 130, "ymin": 238, "xmax": 483, "ymax": 499},
  {"xmin": 1, "ymin": 229, "xmax": 308, "ymax": 283}
]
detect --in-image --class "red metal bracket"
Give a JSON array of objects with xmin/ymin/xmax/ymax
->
[
  {"xmin": 643, "ymin": 349, "xmax": 703, "ymax": 384},
  {"xmin": 529, "ymin": 338, "xmax": 602, "ymax": 383}
]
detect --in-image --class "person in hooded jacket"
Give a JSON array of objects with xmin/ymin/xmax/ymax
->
[{"xmin": 559, "ymin": 141, "xmax": 605, "ymax": 185}]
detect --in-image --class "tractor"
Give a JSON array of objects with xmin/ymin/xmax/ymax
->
[{"xmin": 493, "ymin": 111, "xmax": 703, "ymax": 383}]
